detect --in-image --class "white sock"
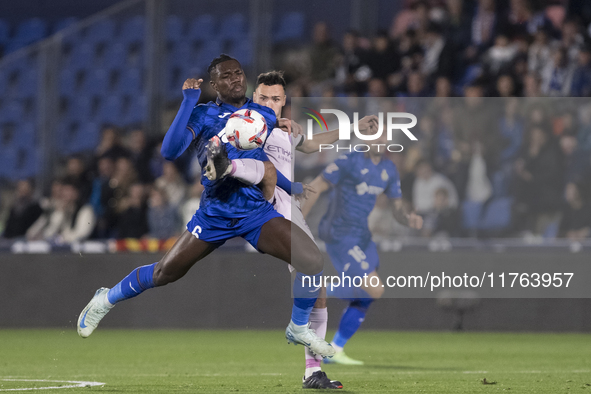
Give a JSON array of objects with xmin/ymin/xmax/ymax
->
[
  {"xmin": 330, "ymin": 342, "xmax": 344, "ymax": 353},
  {"xmin": 305, "ymin": 307, "xmax": 328, "ymax": 378},
  {"xmin": 230, "ymin": 159, "xmax": 265, "ymax": 185}
]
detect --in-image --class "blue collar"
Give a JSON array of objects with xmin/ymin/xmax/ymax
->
[{"xmin": 215, "ymin": 96, "xmax": 251, "ymax": 109}]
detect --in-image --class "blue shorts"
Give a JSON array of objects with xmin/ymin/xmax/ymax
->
[
  {"xmin": 186, "ymin": 203, "xmax": 283, "ymax": 250},
  {"xmin": 325, "ymin": 235, "xmax": 380, "ymax": 277}
]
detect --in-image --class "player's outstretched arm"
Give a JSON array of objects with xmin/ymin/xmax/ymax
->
[
  {"xmin": 296, "ymin": 115, "xmax": 378, "ymax": 154},
  {"xmin": 301, "ymin": 175, "xmax": 330, "ymax": 218},
  {"xmin": 392, "ymin": 198, "xmax": 423, "ymax": 229},
  {"xmin": 161, "ymin": 78, "xmax": 203, "ymax": 161}
]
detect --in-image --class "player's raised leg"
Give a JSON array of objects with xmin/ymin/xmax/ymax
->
[
  {"xmin": 77, "ymin": 231, "xmax": 216, "ymax": 338},
  {"xmin": 257, "ymin": 217, "xmax": 335, "ymax": 358}
]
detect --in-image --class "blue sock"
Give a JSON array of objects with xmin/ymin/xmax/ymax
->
[
  {"xmin": 107, "ymin": 263, "xmax": 157, "ymax": 305},
  {"xmin": 332, "ymin": 299, "xmax": 373, "ymax": 348},
  {"xmin": 291, "ymin": 271, "xmax": 322, "ymax": 326}
]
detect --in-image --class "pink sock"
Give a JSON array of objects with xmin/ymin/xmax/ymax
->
[
  {"xmin": 305, "ymin": 307, "xmax": 328, "ymax": 378},
  {"xmin": 229, "ymin": 159, "xmax": 265, "ymax": 185}
]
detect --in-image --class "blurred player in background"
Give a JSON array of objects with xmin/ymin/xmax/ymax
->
[
  {"xmin": 302, "ymin": 130, "xmax": 423, "ymax": 365},
  {"xmin": 77, "ymin": 55, "xmax": 335, "ymax": 364}
]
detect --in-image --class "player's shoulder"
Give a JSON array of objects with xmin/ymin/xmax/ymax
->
[{"xmin": 382, "ymin": 156, "xmax": 400, "ymax": 176}]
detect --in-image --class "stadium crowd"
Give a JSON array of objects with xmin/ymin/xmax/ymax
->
[{"xmin": 1, "ymin": 0, "xmax": 590, "ymax": 243}]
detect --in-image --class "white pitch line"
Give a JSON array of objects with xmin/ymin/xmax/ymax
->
[{"xmin": 0, "ymin": 379, "xmax": 104, "ymax": 392}]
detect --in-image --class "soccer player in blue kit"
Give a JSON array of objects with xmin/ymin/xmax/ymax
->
[
  {"xmin": 302, "ymin": 130, "xmax": 423, "ymax": 365},
  {"xmin": 77, "ymin": 55, "xmax": 335, "ymax": 360}
]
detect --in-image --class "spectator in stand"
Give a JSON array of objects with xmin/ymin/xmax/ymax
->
[
  {"xmin": 116, "ymin": 183, "xmax": 149, "ymax": 239},
  {"xmin": 482, "ymin": 34, "xmax": 518, "ymax": 77},
  {"xmin": 2, "ymin": 179, "xmax": 43, "ymax": 239},
  {"xmin": 26, "ymin": 180, "xmax": 95, "ymax": 244},
  {"xmin": 421, "ymin": 187, "xmax": 461, "ymax": 238},
  {"xmin": 508, "ymin": 0, "xmax": 552, "ymax": 37},
  {"xmin": 94, "ymin": 126, "xmax": 129, "ymax": 162},
  {"xmin": 101, "ymin": 157, "xmax": 138, "ymax": 237},
  {"xmin": 180, "ymin": 182, "xmax": 204, "ymax": 228},
  {"xmin": 541, "ymin": 47, "xmax": 575, "ymax": 96},
  {"xmin": 63, "ymin": 155, "xmax": 92, "ymax": 203},
  {"xmin": 308, "ymin": 21, "xmax": 340, "ymax": 82},
  {"xmin": 365, "ymin": 30, "xmax": 399, "ymax": 81},
  {"xmin": 559, "ymin": 182, "xmax": 591, "ymax": 241},
  {"xmin": 126, "ymin": 129, "xmax": 154, "ymax": 183},
  {"xmin": 155, "ymin": 161, "xmax": 187, "ymax": 208},
  {"xmin": 528, "ymin": 28, "xmax": 553, "ymax": 75},
  {"xmin": 335, "ymin": 30, "xmax": 368, "ymax": 94},
  {"xmin": 89, "ymin": 155, "xmax": 115, "ymax": 238},
  {"xmin": 560, "ymin": 133, "xmax": 587, "ymax": 184},
  {"xmin": 147, "ymin": 187, "xmax": 179, "ymax": 239},
  {"xmin": 513, "ymin": 126, "xmax": 564, "ymax": 235},
  {"xmin": 412, "ymin": 159, "xmax": 459, "ymax": 215},
  {"xmin": 570, "ymin": 46, "xmax": 591, "ymax": 97},
  {"xmin": 499, "ymin": 97, "xmax": 524, "ymax": 162},
  {"xmin": 523, "ymin": 72, "xmax": 543, "ymax": 97},
  {"xmin": 577, "ymin": 103, "xmax": 591, "ymax": 153},
  {"xmin": 555, "ymin": 19, "xmax": 584, "ymax": 66},
  {"xmin": 471, "ymin": 0, "xmax": 496, "ymax": 48},
  {"xmin": 421, "ymin": 22, "xmax": 455, "ymax": 84},
  {"xmin": 496, "ymin": 74, "xmax": 516, "ymax": 97}
]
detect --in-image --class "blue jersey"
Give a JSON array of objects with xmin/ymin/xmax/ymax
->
[
  {"xmin": 186, "ymin": 98, "xmax": 277, "ymax": 218},
  {"xmin": 319, "ymin": 152, "xmax": 402, "ymax": 242}
]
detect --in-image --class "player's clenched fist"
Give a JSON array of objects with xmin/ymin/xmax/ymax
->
[{"xmin": 182, "ymin": 78, "xmax": 203, "ymax": 100}]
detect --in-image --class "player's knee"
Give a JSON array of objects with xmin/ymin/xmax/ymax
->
[
  {"xmin": 297, "ymin": 248, "xmax": 323, "ymax": 276},
  {"xmin": 152, "ymin": 262, "xmax": 178, "ymax": 287}
]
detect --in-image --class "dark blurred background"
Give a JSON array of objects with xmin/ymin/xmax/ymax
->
[{"xmin": 0, "ymin": 0, "xmax": 590, "ymax": 247}]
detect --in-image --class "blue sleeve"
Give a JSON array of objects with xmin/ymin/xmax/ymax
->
[
  {"xmin": 385, "ymin": 164, "xmax": 402, "ymax": 199},
  {"xmin": 322, "ymin": 154, "xmax": 351, "ymax": 185},
  {"xmin": 161, "ymin": 88, "xmax": 201, "ymax": 161}
]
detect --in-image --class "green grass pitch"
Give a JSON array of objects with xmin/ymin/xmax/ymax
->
[{"xmin": 1, "ymin": 329, "xmax": 590, "ymax": 393}]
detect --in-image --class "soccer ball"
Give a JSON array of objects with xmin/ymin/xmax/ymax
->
[{"xmin": 224, "ymin": 109, "xmax": 268, "ymax": 150}]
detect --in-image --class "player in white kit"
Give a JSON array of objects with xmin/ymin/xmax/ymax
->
[{"xmin": 249, "ymin": 71, "xmax": 377, "ymax": 389}]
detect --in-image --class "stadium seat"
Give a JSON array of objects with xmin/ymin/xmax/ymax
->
[
  {"xmin": 461, "ymin": 200, "xmax": 483, "ymax": 231},
  {"xmin": 195, "ymin": 40, "xmax": 222, "ymax": 69},
  {"xmin": 168, "ymin": 40, "xmax": 193, "ymax": 69},
  {"xmin": 66, "ymin": 96, "xmax": 93, "ymax": 121},
  {"xmin": 53, "ymin": 17, "xmax": 79, "ymax": 34},
  {"xmin": 85, "ymin": 19, "xmax": 115, "ymax": 44},
  {"xmin": 1, "ymin": 102, "xmax": 25, "ymax": 123},
  {"xmin": 58, "ymin": 69, "xmax": 78, "ymax": 98},
  {"xmin": 115, "ymin": 68, "xmax": 142, "ymax": 95},
  {"xmin": 479, "ymin": 197, "xmax": 513, "ymax": 231},
  {"xmin": 75, "ymin": 121, "xmax": 100, "ymax": 151},
  {"xmin": 14, "ymin": 18, "xmax": 47, "ymax": 44},
  {"xmin": 119, "ymin": 15, "xmax": 145, "ymax": 44},
  {"xmin": 166, "ymin": 15, "xmax": 184, "ymax": 43},
  {"xmin": 228, "ymin": 39, "xmax": 251, "ymax": 66},
  {"xmin": 101, "ymin": 42, "xmax": 127, "ymax": 70},
  {"xmin": 14, "ymin": 122, "xmax": 36, "ymax": 148},
  {"xmin": 187, "ymin": 14, "xmax": 216, "ymax": 41},
  {"xmin": 122, "ymin": 95, "xmax": 147, "ymax": 124},
  {"xmin": 97, "ymin": 96, "xmax": 123, "ymax": 124},
  {"xmin": 274, "ymin": 12, "xmax": 305, "ymax": 42},
  {"xmin": 81, "ymin": 69, "xmax": 110, "ymax": 97},
  {"xmin": 218, "ymin": 14, "xmax": 247, "ymax": 40},
  {"xmin": 66, "ymin": 43, "xmax": 96, "ymax": 71},
  {"xmin": 14, "ymin": 68, "xmax": 38, "ymax": 99}
]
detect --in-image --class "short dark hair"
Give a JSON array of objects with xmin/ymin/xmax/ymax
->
[
  {"xmin": 207, "ymin": 54, "xmax": 240, "ymax": 77},
  {"xmin": 256, "ymin": 70, "xmax": 286, "ymax": 90}
]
